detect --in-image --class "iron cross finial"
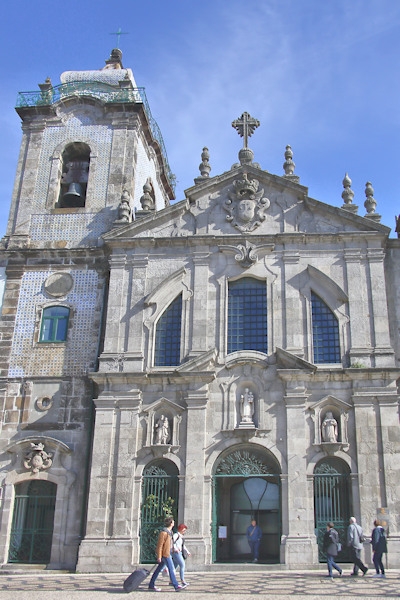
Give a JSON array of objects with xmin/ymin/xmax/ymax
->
[
  {"xmin": 110, "ymin": 27, "xmax": 129, "ymax": 48},
  {"xmin": 232, "ymin": 112, "xmax": 260, "ymax": 148}
]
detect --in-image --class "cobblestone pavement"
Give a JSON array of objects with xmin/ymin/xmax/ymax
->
[{"xmin": 0, "ymin": 569, "xmax": 398, "ymax": 600}]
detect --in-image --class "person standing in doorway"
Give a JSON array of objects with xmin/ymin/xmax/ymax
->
[
  {"xmin": 370, "ymin": 519, "xmax": 387, "ymax": 578},
  {"xmin": 323, "ymin": 522, "xmax": 343, "ymax": 578},
  {"xmin": 347, "ymin": 516, "xmax": 368, "ymax": 576},
  {"xmin": 148, "ymin": 517, "xmax": 187, "ymax": 591},
  {"xmin": 246, "ymin": 518, "xmax": 262, "ymax": 562}
]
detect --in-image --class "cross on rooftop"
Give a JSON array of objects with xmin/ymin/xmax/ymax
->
[
  {"xmin": 110, "ymin": 28, "xmax": 129, "ymax": 48},
  {"xmin": 232, "ymin": 112, "xmax": 260, "ymax": 148}
]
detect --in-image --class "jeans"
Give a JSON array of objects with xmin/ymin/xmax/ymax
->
[
  {"xmin": 248, "ymin": 540, "xmax": 260, "ymax": 560},
  {"xmin": 149, "ymin": 555, "xmax": 179, "ymax": 589},
  {"xmin": 373, "ymin": 551, "xmax": 385, "ymax": 574},
  {"xmin": 326, "ymin": 553, "xmax": 341, "ymax": 576},
  {"xmin": 172, "ymin": 551, "xmax": 186, "ymax": 582}
]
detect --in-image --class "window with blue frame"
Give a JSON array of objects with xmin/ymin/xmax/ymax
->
[
  {"xmin": 311, "ymin": 292, "xmax": 340, "ymax": 363},
  {"xmin": 228, "ymin": 278, "xmax": 267, "ymax": 354},
  {"xmin": 154, "ymin": 294, "xmax": 182, "ymax": 366},
  {"xmin": 39, "ymin": 306, "xmax": 70, "ymax": 343}
]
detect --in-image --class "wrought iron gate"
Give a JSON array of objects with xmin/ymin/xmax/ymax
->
[
  {"xmin": 140, "ymin": 461, "xmax": 179, "ymax": 563},
  {"xmin": 8, "ymin": 480, "xmax": 56, "ymax": 564},
  {"xmin": 314, "ymin": 459, "xmax": 351, "ymax": 562}
]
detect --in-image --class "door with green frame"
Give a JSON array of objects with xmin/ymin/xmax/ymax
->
[
  {"xmin": 212, "ymin": 446, "xmax": 281, "ymax": 563},
  {"xmin": 8, "ymin": 480, "xmax": 56, "ymax": 564},
  {"xmin": 313, "ymin": 457, "xmax": 352, "ymax": 562},
  {"xmin": 140, "ymin": 460, "xmax": 179, "ymax": 563}
]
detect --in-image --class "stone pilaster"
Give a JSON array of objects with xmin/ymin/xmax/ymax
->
[
  {"xmin": 282, "ymin": 252, "xmax": 303, "ymax": 356},
  {"xmin": 77, "ymin": 391, "xmax": 142, "ymax": 572},
  {"xmin": 188, "ymin": 251, "xmax": 210, "ymax": 357},
  {"xmin": 282, "ymin": 381, "xmax": 318, "ymax": 565},
  {"xmin": 344, "ymin": 249, "xmax": 371, "ymax": 366},
  {"xmin": 182, "ymin": 387, "xmax": 210, "ymax": 565}
]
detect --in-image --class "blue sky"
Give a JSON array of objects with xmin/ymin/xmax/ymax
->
[{"xmin": 1, "ymin": 0, "xmax": 400, "ymax": 237}]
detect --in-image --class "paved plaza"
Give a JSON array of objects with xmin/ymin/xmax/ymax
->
[{"xmin": 0, "ymin": 568, "xmax": 398, "ymax": 600}]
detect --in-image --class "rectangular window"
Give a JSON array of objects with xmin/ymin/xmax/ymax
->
[
  {"xmin": 39, "ymin": 306, "xmax": 70, "ymax": 343},
  {"xmin": 228, "ymin": 278, "xmax": 267, "ymax": 354}
]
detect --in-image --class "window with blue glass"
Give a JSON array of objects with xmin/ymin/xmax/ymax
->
[
  {"xmin": 154, "ymin": 294, "xmax": 182, "ymax": 366},
  {"xmin": 311, "ymin": 292, "xmax": 340, "ymax": 363},
  {"xmin": 39, "ymin": 306, "xmax": 70, "ymax": 343},
  {"xmin": 228, "ymin": 278, "xmax": 267, "ymax": 354}
]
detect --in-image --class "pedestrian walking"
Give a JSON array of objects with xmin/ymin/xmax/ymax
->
[
  {"xmin": 246, "ymin": 518, "xmax": 262, "ymax": 563},
  {"xmin": 148, "ymin": 517, "xmax": 187, "ymax": 592},
  {"xmin": 370, "ymin": 519, "xmax": 387, "ymax": 578},
  {"xmin": 172, "ymin": 524, "xmax": 191, "ymax": 586},
  {"xmin": 323, "ymin": 522, "xmax": 343, "ymax": 578},
  {"xmin": 347, "ymin": 516, "xmax": 368, "ymax": 576}
]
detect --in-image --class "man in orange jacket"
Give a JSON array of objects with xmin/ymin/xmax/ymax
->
[{"xmin": 148, "ymin": 517, "xmax": 187, "ymax": 591}]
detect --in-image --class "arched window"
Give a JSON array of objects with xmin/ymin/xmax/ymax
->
[
  {"xmin": 154, "ymin": 294, "xmax": 182, "ymax": 366},
  {"xmin": 228, "ymin": 278, "xmax": 267, "ymax": 354},
  {"xmin": 58, "ymin": 142, "xmax": 90, "ymax": 208},
  {"xmin": 311, "ymin": 292, "xmax": 340, "ymax": 363},
  {"xmin": 39, "ymin": 306, "xmax": 70, "ymax": 343}
]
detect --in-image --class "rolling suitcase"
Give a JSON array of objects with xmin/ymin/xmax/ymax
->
[{"xmin": 123, "ymin": 564, "xmax": 157, "ymax": 592}]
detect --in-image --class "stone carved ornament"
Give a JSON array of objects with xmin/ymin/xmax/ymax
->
[
  {"xmin": 224, "ymin": 173, "xmax": 270, "ymax": 232},
  {"xmin": 24, "ymin": 442, "xmax": 53, "ymax": 473}
]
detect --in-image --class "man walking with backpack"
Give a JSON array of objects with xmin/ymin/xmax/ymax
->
[{"xmin": 347, "ymin": 516, "xmax": 368, "ymax": 576}]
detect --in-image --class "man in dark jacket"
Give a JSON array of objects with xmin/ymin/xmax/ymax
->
[
  {"xmin": 371, "ymin": 519, "xmax": 387, "ymax": 578},
  {"xmin": 246, "ymin": 519, "xmax": 262, "ymax": 562},
  {"xmin": 323, "ymin": 522, "xmax": 342, "ymax": 578}
]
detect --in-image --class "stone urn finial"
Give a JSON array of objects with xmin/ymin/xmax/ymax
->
[
  {"xmin": 283, "ymin": 145, "xmax": 295, "ymax": 175},
  {"xmin": 198, "ymin": 147, "xmax": 211, "ymax": 178}
]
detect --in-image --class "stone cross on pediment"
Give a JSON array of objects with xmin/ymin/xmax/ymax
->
[{"xmin": 232, "ymin": 112, "xmax": 260, "ymax": 148}]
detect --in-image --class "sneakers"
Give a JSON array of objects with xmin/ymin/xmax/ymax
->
[
  {"xmin": 339, "ymin": 570, "xmax": 343, "ymax": 577},
  {"xmin": 362, "ymin": 568, "xmax": 368, "ymax": 576},
  {"xmin": 149, "ymin": 587, "xmax": 161, "ymax": 592},
  {"xmin": 175, "ymin": 583, "xmax": 187, "ymax": 591},
  {"xmin": 181, "ymin": 582, "xmax": 189, "ymax": 586}
]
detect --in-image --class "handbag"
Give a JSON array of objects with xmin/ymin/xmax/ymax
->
[
  {"xmin": 182, "ymin": 546, "xmax": 188, "ymax": 560},
  {"xmin": 337, "ymin": 542, "xmax": 342, "ymax": 552}
]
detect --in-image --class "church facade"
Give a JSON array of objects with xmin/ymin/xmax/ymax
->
[{"xmin": 0, "ymin": 50, "xmax": 399, "ymax": 572}]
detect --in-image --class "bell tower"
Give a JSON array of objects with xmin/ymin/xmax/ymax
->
[{"xmin": 6, "ymin": 48, "xmax": 174, "ymax": 250}]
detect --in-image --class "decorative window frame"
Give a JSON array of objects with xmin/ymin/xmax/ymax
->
[
  {"xmin": 144, "ymin": 267, "xmax": 191, "ymax": 369},
  {"xmin": 221, "ymin": 274, "xmax": 270, "ymax": 358},
  {"xmin": 301, "ymin": 265, "xmax": 349, "ymax": 366},
  {"xmin": 33, "ymin": 302, "xmax": 74, "ymax": 346}
]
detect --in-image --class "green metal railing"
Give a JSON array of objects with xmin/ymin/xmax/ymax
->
[{"xmin": 16, "ymin": 81, "xmax": 174, "ymax": 190}]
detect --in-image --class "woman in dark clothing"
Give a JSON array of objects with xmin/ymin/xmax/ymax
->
[
  {"xmin": 323, "ymin": 522, "xmax": 342, "ymax": 578},
  {"xmin": 371, "ymin": 519, "xmax": 387, "ymax": 578}
]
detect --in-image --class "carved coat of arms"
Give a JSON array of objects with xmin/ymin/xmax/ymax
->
[{"xmin": 224, "ymin": 173, "xmax": 270, "ymax": 232}]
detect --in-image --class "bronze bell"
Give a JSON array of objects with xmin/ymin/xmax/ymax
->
[{"xmin": 62, "ymin": 182, "xmax": 85, "ymax": 207}]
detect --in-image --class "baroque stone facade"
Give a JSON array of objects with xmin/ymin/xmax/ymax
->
[{"xmin": 0, "ymin": 50, "xmax": 399, "ymax": 572}]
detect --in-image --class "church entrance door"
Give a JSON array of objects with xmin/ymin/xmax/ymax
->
[{"xmin": 212, "ymin": 446, "xmax": 281, "ymax": 563}]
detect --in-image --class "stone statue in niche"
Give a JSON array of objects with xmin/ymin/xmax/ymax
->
[
  {"xmin": 321, "ymin": 411, "xmax": 338, "ymax": 442},
  {"xmin": 154, "ymin": 414, "xmax": 170, "ymax": 445},
  {"xmin": 240, "ymin": 388, "xmax": 255, "ymax": 424}
]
